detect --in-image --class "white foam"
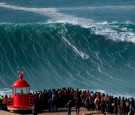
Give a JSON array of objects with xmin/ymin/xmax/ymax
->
[
  {"xmin": 0, "ymin": 2, "xmax": 93, "ymax": 26},
  {"xmin": 89, "ymin": 23, "xmax": 135, "ymax": 43},
  {"xmin": 0, "ymin": 2, "xmax": 135, "ymax": 43},
  {"xmin": 61, "ymin": 5, "xmax": 135, "ymax": 10},
  {"xmin": 0, "ymin": 88, "xmax": 12, "ymax": 96}
]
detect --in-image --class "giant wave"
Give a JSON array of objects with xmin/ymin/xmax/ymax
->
[{"xmin": 0, "ymin": 22, "xmax": 135, "ymax": 97}]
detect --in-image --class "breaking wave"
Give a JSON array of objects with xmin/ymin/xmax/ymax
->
[{"xmin": 0, "ymin": 22, "xmax": 135, "ymax": 97}]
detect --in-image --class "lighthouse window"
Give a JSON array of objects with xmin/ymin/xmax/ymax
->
[{"xmin": 16, "ymin": 88, "xmax": 27, "ymax": 94}]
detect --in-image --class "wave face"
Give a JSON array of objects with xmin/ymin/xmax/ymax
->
[{"xmin": 0, "ymin": 23, "xmax": 135, "ymax": 97}]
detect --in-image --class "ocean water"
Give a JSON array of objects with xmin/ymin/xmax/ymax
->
[{"xmin": 0, "ymin": 0, "xmax": 135, "ymax": 97}]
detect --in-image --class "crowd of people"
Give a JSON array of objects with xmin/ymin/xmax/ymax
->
[
  {"xmin": 0, "ymin": 87, "xmax": 135, "ymax": 115},
  {"xmin": 33, "ymin": 87, "xmax": 135, "ymax": 115}
]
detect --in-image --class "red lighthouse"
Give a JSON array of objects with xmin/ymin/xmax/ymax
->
[{"xmin": 7, "ymin": 71, "xmax": 34, "ymax": 112}]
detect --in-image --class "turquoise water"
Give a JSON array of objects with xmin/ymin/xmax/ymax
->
[{"xmin": 0, "ymin": 0, "xmax": 135, "ymax": 97}]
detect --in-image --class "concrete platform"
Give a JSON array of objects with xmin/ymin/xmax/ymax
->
[{"xmin": 0, "ymin": 107, "xmax": 105, "ymax": 115}]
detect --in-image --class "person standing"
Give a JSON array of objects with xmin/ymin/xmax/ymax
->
[
  {"xmin": 67, "ymin": 99, "xmax": 72, "ymax": 115},
  {"xmin": 75, "ymin": 97, "xmax": 82, "ymax": 114},
  {"xmin": 2, "ymin": 95, "xmax": 7, "ymax": 110},
  {"xmin": 0, "ymin": 96, "xmax": 2, "ymax": 110},
  {"xmin": 32, "ymin": 98, "xmax": 38, "ymax": 115},
  {"xmin": 48, "ymin": 97, "xmax": 52, "ymax": 112}
]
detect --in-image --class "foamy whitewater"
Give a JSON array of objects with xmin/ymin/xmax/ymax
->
[{"xmin": 0, "ymin": 0, "xmax": 135, "ymax": 97}]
